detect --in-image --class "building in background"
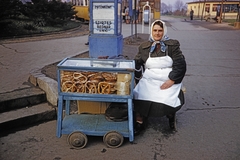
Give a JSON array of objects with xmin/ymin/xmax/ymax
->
[{"xmin": 187, "ymin": 0, "xmax": 239, "ymax": 20}]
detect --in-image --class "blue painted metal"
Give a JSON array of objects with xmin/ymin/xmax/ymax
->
[
  {"xmin": 56, "ymin": 95, "xmax": 63, "ymax": 138},
  {"xmin": 89, "ymin": 34, "xmax": 123, "ymax": 58},
  {"xmin": 128, "ymin": 0, "xmax": 133, "ymax": 16},
  {"xmin": 65, "ymin": 100, "xmax": 70, "ymax": 115},
  {"xmin": 89, "ymin": 0, "xmax": 123, "ymax": 58},
  {"xmin": 62, "ymin": 114, "xmax": 129, "ymax": 137},
  {"xmin": 56, "ymin": 58, "xmax": 135, "ymax": 143}
]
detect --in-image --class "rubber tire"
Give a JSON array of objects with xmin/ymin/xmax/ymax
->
[
  {"xmin": 103, "ymin": 131, "xmax": 124, "ymax": 148},
  {"xmin": 67, "ymin": 131, "xmax": 88, "ymax": 149}
]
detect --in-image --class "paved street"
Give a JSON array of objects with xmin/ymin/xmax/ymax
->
[{"xmin": 1, "ymin": 16, "xmax": 240, "ymax": 160}]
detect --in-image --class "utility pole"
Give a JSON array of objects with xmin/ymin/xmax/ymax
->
[
  {"xmin": 219, "ymin": 0, "xmax": 224, "ymax": 23},
  {"xmin": 237, "ymin": 0, "xmax": 240, "ymax": 22},
  {"xmin": 234, "ymin": 0, "xmax": 240, "ymax": 28},
  {"xmin": 159, "ymin": 0, "xmax": 161, "ymax": 18},
  {"xmin": 201, "ymin": 0, "xmax": 206, "ymax": 21},
  {"xmin": 198, "ymin": 0, "xmax": 200, "ymax": 18},
  {"xmin": 134, "ymin": 0, "xmax": 137, "ymax": 39}
]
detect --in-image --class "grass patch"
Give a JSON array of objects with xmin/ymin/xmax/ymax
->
[
  {"xmin": 222, "ymin": 19, "xmax": 236, "ymax": 26},
  {"xmin": 0, "ymin": 17, "xmax": 82, "ymax": 39},
  {"xmin": 164, "ymin": 15, "xmax": 202, "ymax": 20}
]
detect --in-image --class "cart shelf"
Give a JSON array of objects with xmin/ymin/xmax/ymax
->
[{"xmin": 62, "ymin": 114, "xmax": 130, "ymax": 137}]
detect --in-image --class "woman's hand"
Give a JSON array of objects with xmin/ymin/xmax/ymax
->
[{"xmin": 160, "ymin": 79, "xmax": 175, "ymax": 90}]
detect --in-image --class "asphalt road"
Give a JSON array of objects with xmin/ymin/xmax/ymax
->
[{"xmin": 0, "ymin": 16, "xmax": 240, "ymax": 160}]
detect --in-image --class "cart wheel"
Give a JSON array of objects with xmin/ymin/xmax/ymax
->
[
  {"xmin": 103, "ymin": 131, "xmax": 124, "ymax": 148},
  {"xmin": 67, "ymin": 131, "xmax": 88, "ymax": 149}
]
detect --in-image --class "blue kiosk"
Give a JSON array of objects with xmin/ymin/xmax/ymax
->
[{"xmin": 89, "ymin": 0, "xmax": 123, "ymax": 58}]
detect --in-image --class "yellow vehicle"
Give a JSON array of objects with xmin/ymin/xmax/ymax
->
[
  {"xmin": 72, "ymin": 0, "xmax": 89, "ymax": 23},
  {"xmin": 73, "ymin": 6, "xmax": 89, "ymax": 22}
]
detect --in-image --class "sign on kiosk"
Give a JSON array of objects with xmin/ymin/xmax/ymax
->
[{"xmin": 93, "ymin": 3, "xmax": 114, "ymax": 34}]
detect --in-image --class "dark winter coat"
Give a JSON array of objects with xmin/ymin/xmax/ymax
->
[
  {"xmin": 133, "ymin": 39, "xmax": 187, "ymax": 117},
  {"xmin": 134, "ymin": 39, "xmax": 186, "ymax": 84}
]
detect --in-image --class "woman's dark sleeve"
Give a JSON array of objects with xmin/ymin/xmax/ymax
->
[
  {"xmin": 169, "ymin": 58, "xmax": 186, "ymax": 84},
  {"xmin": 134, "ymin": 46, "xmax": 145, "ymax": 84},
  {"xmin": 168, "ymin": 42, "xmax": 187, "ymax": 84}
]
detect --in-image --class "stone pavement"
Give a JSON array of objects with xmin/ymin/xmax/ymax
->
[{"xmin": 1, "ymin": 16, "xmax": 240, "ymax": 160}]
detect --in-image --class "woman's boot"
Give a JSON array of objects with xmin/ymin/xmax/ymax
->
[
  {"xmin": 134, "ymin": 113, "xmax": 147, "ymax": 135},
  {"xmin": 167, "ymin": 113, "xmax": 176, "ymax": 130}
]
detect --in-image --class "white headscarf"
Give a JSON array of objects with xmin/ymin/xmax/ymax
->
[{"xmin": 149, "ymin": 20, "xmax": 169, "ymax": 53}]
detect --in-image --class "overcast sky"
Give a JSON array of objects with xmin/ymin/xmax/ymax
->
[{"xmin": 161, "ymin": 0, "xmax": 195, "ymax": 6}]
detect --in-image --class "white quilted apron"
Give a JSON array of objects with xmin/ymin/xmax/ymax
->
[{"xmin": 133, "ymin": 53, "xmax": 182, "ymax": 108}]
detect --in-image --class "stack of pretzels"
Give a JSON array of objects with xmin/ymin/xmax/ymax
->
[{"xmin": 60, "ymin": 71, "xmax": 118, "ymax": 94}]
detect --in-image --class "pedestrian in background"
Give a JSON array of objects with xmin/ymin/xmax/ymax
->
[
  {"xmin": 123, "ymin": 6, "xmax": 126, "ymax": 23},
  {"xmin": 190, "ymin": 9, "xmax": 194, "ymax": 20},
  {"xmin": 134, "ymin": 7, "xmax": 140, "ymax": 24},
  {"xmin": 125, "ymin": 6, "xmax": 130, "ymax": 24}
]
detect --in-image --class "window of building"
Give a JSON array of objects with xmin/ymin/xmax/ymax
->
[
  {"xmin": 212, "ymin": 4, "xmax": 218, "ymax": 11},
  {"xmin": 205, "ymin": 4, "xmax": 210, "ymax": 12},
  {"xmin": 224, "ymin": 4, "xmax": 238, "ymax": 13}
]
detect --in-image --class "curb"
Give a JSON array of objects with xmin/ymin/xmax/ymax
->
[
  {"xmin": 29, "ymin": 68, "xmax": 58, "ymax": 106},
  {"xmin": 28, "ymin": 50, "xmax": 90, "ymax": 107}
]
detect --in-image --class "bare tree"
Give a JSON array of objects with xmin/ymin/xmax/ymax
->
[
  {"xmin": 174, "ymin": 0, "xmax": 185, "ymax": 11},
  {"xmin": 161, "ymin": 2, "xmax": 173, "ymax": 15},
  {"xmin": 173, "ymin": 0, "xmax": 187, "ymax": 16},
  {"xmin": 168, "ymin": 4, "xmax": 173, "ymax": 13},
  {"xmin": 161, "ymin": 2, "xmax": 168, "ymax": 14}
]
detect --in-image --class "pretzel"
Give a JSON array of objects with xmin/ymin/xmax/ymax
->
[
  {"xmin": 61, "ymin": 71, "xmax": 73, "ymax": 76},
  {"xmin": 87, "ymin": 73, "xmax": 97, "ymax": 78},
  {"xmin": 102, "ymin": 72, "xmax": 117, "ymax": 82},
  {"xmin": 60, "ymin": 71, "xmax": 118, "ymax": 94},
  {"xmin": 103, "ymin": 82, "xmax": 117, "ymax": 94},
  {"xmin": 61, "ymin": 71, "xmax": 74, "ymax": 83},
  {"xmin": 89, "ymin": 79, "xmax": 101, "ymax": 84},
  {"xmin": 73, "ymin": 72, "xmax": 87, "ymax": 84},
  {"xmin": 75, "ymin": 82, "xmax": 86, "ymax": 93},
  {"xmin": 98, "ymin": 82, "xmax": 117, "ymax": 94},
  {"xmin": 98, "ymin": 82, "xmax": 110, "ymax": 94},
  {"xmin": 61, "ymin": 75, "xmax": 73, "ymax": 83},
  {"xmin": 107, "ymin": 82, "xmax": 117, "ymax": 94},
  {"xmin": 71, "ymin": 85, "xmax": 77, "ymax": 92},
  {"xmin": 89, "ymin": 73, "xmax": 104, "ymax": 82},
  {"xmin": 81, "ymin": 71, "xmax": 97, "ymax": 77},
  {"xmin": 62, "ymin": 81, "xmax": 74, "ymax": 92},
  {"xmin": 85, "ymin": 81, "xmax": 97, "ymax": 94}
]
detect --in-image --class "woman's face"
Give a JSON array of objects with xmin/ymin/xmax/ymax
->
[{"xmin": 152, "ymin": 24, "xmax": 164, "ymax": 41}]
